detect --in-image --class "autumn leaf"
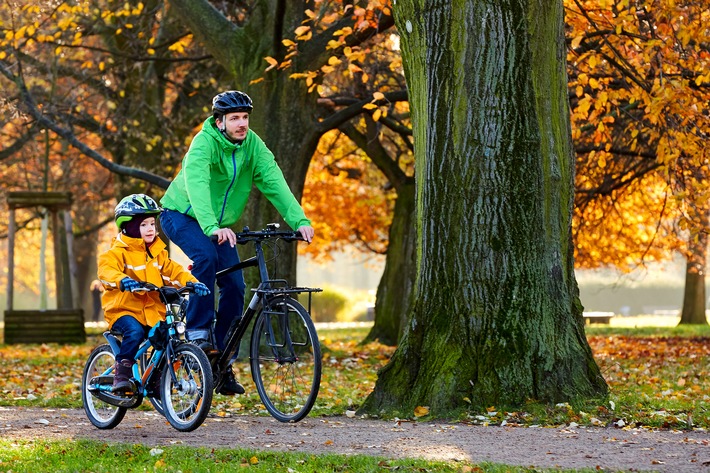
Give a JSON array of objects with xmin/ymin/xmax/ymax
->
[
  {"xmin": 413, "ymin": 406, "xmax": 429, "ymax": 417},
  {"xmin": 264, "ymin": 56, "xmax": 278, "ymax": 72}
]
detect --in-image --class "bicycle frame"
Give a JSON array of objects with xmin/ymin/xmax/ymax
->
[
  {"xmin": 213, "ymin": 239, "xmax": 268, "ymax": 377},
  {"xmin": 91, "ymin": 289, "xmax": 185, "ymax": 402},
  {"xmin": 212, "ymin": 230, "xmax": 319, "ymax": 386}
]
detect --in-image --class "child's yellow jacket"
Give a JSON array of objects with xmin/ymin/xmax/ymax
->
[{"xmin": 98, "ymin": 233, "xmax": 197, "ymax": 329}]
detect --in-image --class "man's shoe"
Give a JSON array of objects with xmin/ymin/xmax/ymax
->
[
  {"xmin": 190, "ymin": 338, "xmax": 215, "ymax": 353},
  {"xmin": 217, "ymin": 366, "xmax": 245, "ymax": 395}
]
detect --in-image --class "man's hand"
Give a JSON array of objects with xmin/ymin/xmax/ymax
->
[
  {"xmin": 212, "ymin": 227, "xmax": 236, "ymax": 247},
  {"xmin": 297, "ymin": 225, "xmax": 315, "ymax": 243}
]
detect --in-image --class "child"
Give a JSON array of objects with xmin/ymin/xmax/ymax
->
[{"xmin": 98, "ymin": 194, "xmax": 210, "ymax": 392}]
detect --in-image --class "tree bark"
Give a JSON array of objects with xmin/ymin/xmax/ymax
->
[
  {"xmin": 364, "ymin": 182, "xmax": 416, "ymax": 345},
  {"xmin": 361, "ymin": 0, "xmax": 607, "ymax": 414},
  {"xmin": 679, "ymin": 225, "xmax": 709, "ymax": 325}
]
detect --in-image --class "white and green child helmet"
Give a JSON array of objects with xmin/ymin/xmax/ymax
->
[{"xmin": 114, "ymin": 194, "xmax": 162, "ymax": 229}]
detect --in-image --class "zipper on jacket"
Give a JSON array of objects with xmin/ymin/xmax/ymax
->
[{"xmin": 218, "ymin": 149, "xmax": 238, "ymax": 225}]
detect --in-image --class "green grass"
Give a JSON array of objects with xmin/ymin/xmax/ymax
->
[{"xmin": 0, "ymin": 439, "xmax": 617, "ymax": 473}]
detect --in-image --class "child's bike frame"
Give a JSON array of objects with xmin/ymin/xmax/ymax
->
[
  {"xmin": 211, "ymin": 224, "xmax": 322, "ymax": 422},
  {"xmin": 81, "ymin": 283, "xmax": 214, "ymax": 432}
]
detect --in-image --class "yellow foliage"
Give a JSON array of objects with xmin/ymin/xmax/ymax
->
[{"xmin": 568, "ymin": 0, "xmax": 709, "ymax": 270}]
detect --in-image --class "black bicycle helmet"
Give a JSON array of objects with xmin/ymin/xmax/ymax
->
[
  {"xmin": 114, "ymin": 194, "xmax": 161, "ymax": 229},
  {"xmin": 212, "ymin": 90, "xmax": 253, "ymax": 116}
]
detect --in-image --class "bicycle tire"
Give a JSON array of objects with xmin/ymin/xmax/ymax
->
[
  {"xmin": 161, "ymin": 343, "xmax": 213, "ymax": 432},
  {"xmin": 82, "ymin": 344, "xmax": 127, "ymax": 429},
  {"xmin": 250, "ymin": 296, "xmax": 321, "ymax": 422}
]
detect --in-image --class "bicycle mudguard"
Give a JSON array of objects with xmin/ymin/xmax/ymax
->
[{"xmin": 103, "ymin": 331, "xmax": 122, "ymax": 356}]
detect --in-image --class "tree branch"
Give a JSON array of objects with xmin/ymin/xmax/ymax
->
[
  {"xmin": 316, "ymin": 90, "xmax": 408, "ymax": 133},
  {"xmin": 0, "ymin": 60, "xmax": 171, "ymax": 189},
  {"xmin": 0, "ymin": 124, "xmax": 40, "ymax": 162},
  {"xmin": 166, "ymin": 0, "xmax": 245, "ymax": 73},
  {"xmin": 339, "ymin": 122, "xmax": 411, "ymax": 191}
]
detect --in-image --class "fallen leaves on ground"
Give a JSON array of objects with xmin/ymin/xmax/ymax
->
[{"xmin": 0, "ymin": 331, "xmax": 708, "ymax": 429}]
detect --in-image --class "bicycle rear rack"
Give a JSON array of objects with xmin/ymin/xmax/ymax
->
[{"xmin": 253, "ymin": 279, "xmax": 322, "ymax": 315}]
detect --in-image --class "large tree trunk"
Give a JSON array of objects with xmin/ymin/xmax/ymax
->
[
  {"xmin": 364, "ymin": 182, "xmax": 416, "ymax": 345},
  {"xmin": 679, "ymin": 225, "xmax": 709, "ymax": 325},
  {"xmin": 361, "ymin": 0, "xmax": 607, "ymax": 414}
]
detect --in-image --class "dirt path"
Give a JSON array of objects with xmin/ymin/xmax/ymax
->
[{"xmin": 1, "ymin": 407, "xmax": 708, "ymax": 472}]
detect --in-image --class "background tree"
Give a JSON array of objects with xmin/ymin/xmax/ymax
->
[
  {"xmin": 307, "ymin": 38, "xmax": 414, "ymax": 344},
  {"xmin": 1, "ymin": 0, "xmax": 221, "ymax": 313},
  {"xmin": 566, "ymin": 0, "xmax": 710, "ymax": 324},
  {"xmin": 164, "ymin": 0, "xmax": 422, "ymax": 325},
  {"xmin": 361, "ymin": 0, "xmax": 607, "ymax": 415}
]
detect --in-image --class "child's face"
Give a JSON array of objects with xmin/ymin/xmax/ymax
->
[{"xmin": 140, "ymin": 217, "xmax": 157, "ymax": 243}]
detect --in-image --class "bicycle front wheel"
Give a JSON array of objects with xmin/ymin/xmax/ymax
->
[
  {"xmin": 250, "ymin": 296, "xmax": 321, "ymax": 422},
  {"xmin": 161, "ymin": 343, "xmax": 213, "ymax": 432},
  {"xmin": 82, "ymin": 344, "xmax": 127, "ymax": 429}
]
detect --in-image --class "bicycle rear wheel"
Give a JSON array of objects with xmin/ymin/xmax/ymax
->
[
  {"xmin": 82, "ymin": 344, "xmax": 127, "ymax": 429},
  {"xmin": 250, "ymin": 296, "xmax": 321, "ymax": 422},
  {"xmin": 161, "ymin": 343, "xmax": 213, "ymax": 432}
]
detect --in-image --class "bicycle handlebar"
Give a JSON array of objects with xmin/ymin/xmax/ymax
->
[
  {"xmin": 236, "ymin": 227, "xmax": 304, "ymax": 244},
  {"xmin": 208, "ymin": 224, "xmax": 304, "ymax": 245},
  {"xmin": 130, "ymin": 282, "xmax": 195, "ymax": 295}
]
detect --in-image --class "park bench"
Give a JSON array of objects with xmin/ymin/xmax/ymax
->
[{"xmin": 583, "ymin": 311, "xmax": 614, "ymax": 325}]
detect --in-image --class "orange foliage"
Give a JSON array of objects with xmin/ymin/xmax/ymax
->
[
  {"xmin": 0, "ymin": 0, "xmax": 209, "ymax": 295},
  {"xmin": 301, "ymin": 130, "xmax": 394, "ymax": 261},
  {"xmin": 567, "ymin": 0, "xmax": 710, "ymax": 270}
]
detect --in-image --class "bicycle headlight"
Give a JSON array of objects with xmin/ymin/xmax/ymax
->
[{"xmin": 175, "ymin": 321, "xmax": 186, "ymax": 335}]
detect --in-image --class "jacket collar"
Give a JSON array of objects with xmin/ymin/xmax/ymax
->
[
  {"xmin": 115, "ymin": 233, "xmax": 167, "ymax": 254},
  {"xmin": 203, "ymin": 116, "xmax": 251, "ymax": 151}
]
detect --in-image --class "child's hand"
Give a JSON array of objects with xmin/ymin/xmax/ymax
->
[
  {"xmin": 188, "ymin": 281, "xmax": 211, "ymax": 296},
  {"xmin": 120, "ymin": 277, "xmax": 140, "ymax": 292}
]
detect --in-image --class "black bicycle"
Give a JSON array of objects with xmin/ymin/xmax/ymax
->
[
  {"xmin": 210, "ymin": 224, "xmax": 322, "ymax": 422},
  {"xmin": 81, "ymin": 283, "xmax": 214, "ymax": 432}
]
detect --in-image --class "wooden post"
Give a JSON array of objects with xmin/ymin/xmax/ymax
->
[
  {"xmin": 54, "ymin": 208, "xmax": 73, "ymax": 309},
  {"xmin": 4, "ymin": 191, "xmax": 85, "ymax": 343},
  {"xmin": 6, "ymin": 208, "xmax": 16, "ymax": 311},
  {"xmin": 64, "ymin": 210, "xmax": 80, "ymax": 308}
]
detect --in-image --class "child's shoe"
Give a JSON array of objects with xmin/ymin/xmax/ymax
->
[{"xmin": 112, "ymin": 359, "xmax": 134, "ymax": 392}]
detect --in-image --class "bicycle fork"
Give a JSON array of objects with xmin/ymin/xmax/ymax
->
[{"xmin": 262, "ymin": 302, "xmax": 298, "ymax": 364}]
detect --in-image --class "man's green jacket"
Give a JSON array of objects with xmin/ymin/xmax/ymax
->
[{"xmin": 161, "ymin": 116, "xmax": 310, "ymax": 236}]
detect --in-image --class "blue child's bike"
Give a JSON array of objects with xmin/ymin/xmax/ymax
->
[{"xmin": 81, "ymin": 283, "xmax": 213, "ymax": 432}]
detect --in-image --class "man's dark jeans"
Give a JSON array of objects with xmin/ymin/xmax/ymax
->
[{"xmin": 160, "ymin": 209, "xmax": 245, "ymax": 350}]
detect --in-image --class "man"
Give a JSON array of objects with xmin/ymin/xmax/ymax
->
[{"xmin": 160, "ymin": 90, "xmax": 314, "ymax": 395}]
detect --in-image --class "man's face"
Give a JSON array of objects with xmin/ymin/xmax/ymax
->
[{"xmin": 217, "ymin": 111, "xmax": 249, "ymax": 142}]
